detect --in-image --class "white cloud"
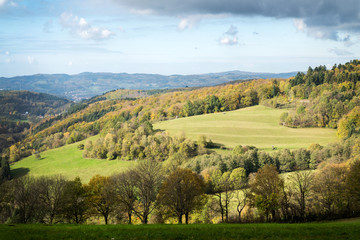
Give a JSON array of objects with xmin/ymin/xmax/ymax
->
[
  {"xmin": 219, "ymin": 25, "xmax": 239, "ymax": 46},
  {"xmin": 27, "ymin": 56, "xmax": 35, "ymax": 65},
  {"xmin": 0, "ymin": 0, "xmax": 7, "ymax": 7},
  {"xmin": 294, "ymin": 19, "xmax": 307, "ymax": 32},
  {"xmin": 178, "ymin": 17, "xmax": 199, "ymax": 31},
  {"xmin": 4, "ymin": 50, "xmax": 13, "ymax": 63},
  {"xmin": 219, "ymin": 36, "xmax": 238, "ymax": 45},
  {"xmin": 60, "ymin": 12, "xmax": 115, "ymax": 41}
]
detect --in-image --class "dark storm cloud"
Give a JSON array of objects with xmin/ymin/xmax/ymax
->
[{"xmin": 113, "ymin": 0, "xmax": 360, "ymax": 40}]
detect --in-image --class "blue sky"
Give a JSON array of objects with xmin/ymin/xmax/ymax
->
[{"xmin": 0, "ymin": 0, "xmax": 359, "ymax": 77}]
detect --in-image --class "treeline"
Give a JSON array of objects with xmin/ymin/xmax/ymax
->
[
  {"xmin": 1, "ymin": 160, "xmax": 360, "ymax": 224},
  {"xmin": 185, "ymin": 136, "xmax": 359, "ymax": 176}
]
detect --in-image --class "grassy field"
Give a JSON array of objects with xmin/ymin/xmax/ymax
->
[
  {"xmin": 1, "ymin": 220, "xmax": 360, "ymax": 240},
  {"xmin": 10, "ymin": 136, "xmax": 136, "ymax": 182},
  {"xmin": 154, "ymin": 105, "xmax": 338, "ymax": 151}
]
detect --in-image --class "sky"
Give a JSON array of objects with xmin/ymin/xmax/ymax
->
[{"xmin": 0, "ymin": 0, "xmax": 359, "ymax": 77}]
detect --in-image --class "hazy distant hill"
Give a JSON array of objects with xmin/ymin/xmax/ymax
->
[{"xmin": 0, "ymin": 71, "xmax": 297, "ymax": 101}]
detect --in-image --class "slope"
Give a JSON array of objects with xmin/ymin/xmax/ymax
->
[
  {"xmin": 153, "ymin": 105, "xmax": 337, "ymax": 151},
  {"xmin": 10, "ymin": 136, "xmax": 135, "ymax": 182}
]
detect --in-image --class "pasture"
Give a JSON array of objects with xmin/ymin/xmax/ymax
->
[
  {"xmin": 10, "ymin": 136, "xmax": 135, "ymax": 182},
  {"xmin": 154, "ymin": 105, "xmax": 338, "ymax": 151}
]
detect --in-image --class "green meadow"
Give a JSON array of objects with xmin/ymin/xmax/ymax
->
[
  {"xmin": 154, "ymin": 105, "xmax": 338, "ymax": 151},
  {"xmin": 10, "ymin": 136, "xmax": 135, "ymax": 182},
  {"xmin": 1, "ymin": 220, "xmax": 360, "ymax": 240}
]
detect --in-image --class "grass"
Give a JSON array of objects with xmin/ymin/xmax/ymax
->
[
  {"xmin": 154, "ymin": 105, "xmax": 338, "ymax": 151},
  {"xmin": 1, "ymin": 221, "xmax": 360, "ymax": 240},
  {"xmin": 10, "ymin": 136, "xmax": 136, "ymax": 182}
]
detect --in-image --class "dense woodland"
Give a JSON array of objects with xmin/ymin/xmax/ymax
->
[{"xmin": 1, "ymin": 60, "xmax": 360, "ymax": 224}]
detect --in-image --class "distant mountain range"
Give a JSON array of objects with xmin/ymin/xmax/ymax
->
[{"xmin": 0, "ymin": 71, "xmax": 298, "ymax": 101}]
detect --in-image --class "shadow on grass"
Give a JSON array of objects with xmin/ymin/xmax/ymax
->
[{"xmin": 11, "ymin": 167, "xmax": 30, "ymax": 179}]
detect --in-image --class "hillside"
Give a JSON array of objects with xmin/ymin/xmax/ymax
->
[
  {"xmin": 0, "ymin": 90, "xmax": 71, "ymax": 118},
  {"xmin": 10, "ymin": 136, "xmax": 134, "ymax": 182},
  {"xmin": 153, "ymin": 105, "xmax": 337, "ymax": 151},
  {"xmin": 0, "ymin": 71, "xmax": 297, "ymax": 101},
  {"xmin": 10, "ymin": 105, "xmax": 338, "ymax": 181},
  {"xmin": 0, "ymin": 90, "xmax": 71, "ymax": 153}
]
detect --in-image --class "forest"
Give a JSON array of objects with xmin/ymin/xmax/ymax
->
[{"xmin": 1, "ymin": 60, "xmax": 360, "ymax": 224}]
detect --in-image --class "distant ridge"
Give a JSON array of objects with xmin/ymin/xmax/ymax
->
[{"xmin": 0, "ymin": 71, "xmax": 297, "ymax": 101}]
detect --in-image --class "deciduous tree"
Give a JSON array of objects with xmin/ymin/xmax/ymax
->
[{"xmin": 157, "ymin": 168, "xmax": 206, "ymax": 224}]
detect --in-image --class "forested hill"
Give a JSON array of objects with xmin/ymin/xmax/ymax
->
[
  {"xmin": 0, "ymin": 71, "xmax": 297, "ymax": 101},
  {"xmin": 0, "ymin": 90, "xmax": 71, "ymax": 118},
  {"xmin": 2, "ymin": 60, "xmax": 360, "ymax": 166}
]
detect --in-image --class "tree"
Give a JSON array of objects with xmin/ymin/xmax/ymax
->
[
  {"xmin": 250, "ymin": 165, "xmax": 284, "ymax": 222},
  {"xmin": 346, "ymin": 160, "xmax": 360, "ymax": 213},
  {"xmin": 11, "ymin": 176, "xmax": 41, "ymax": 223},
  {"xmin": 337, "ymin": 106, "xmax": 360, "ymax": 139},
  {"xmin": 37, "ymin": 175, "xmax": 67, "ymax": 224},
  {"xmin": 230, "ymin": 168, "xmax": 247, "ymax": 222},
  {"xmin": 0, "ymin": 158, "xmax": 11, "ymax": 184},
  {"xmin": 111, "ymin": 171, "xmax": 136, "ymax": 224},
  {"xmin": 62, "ymin": 177, "xmax": 89, "ymax": 224},
  {"xmin": 210, "ymin": 169, "xmax": 237, "ymax": 223},
  {"xmin": 289, "ymin": 170, "xmax": 313, "ymax": 220},
  {"xmin": 157, "ymin": 168, "xmax": 206, "ymax": 224},
  {"xmin": 314, "ymin": 163, "xmax": 348, "ymax": 217},
  {"xmin": 132, "ymin": 160, "xmax": 163, "ymax": 224},
  {"xmin": 85, "ymin": 175, "xmax": 115, "ymax": 224}
]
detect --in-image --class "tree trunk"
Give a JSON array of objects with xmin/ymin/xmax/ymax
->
[
  {"xmin": 178, "ymin": 214, "xmax": 183, "ymax": 224},
  {"xmin": 143, "ymin": 215, "xmax": 148, "ymax": 224},
  {"xmin": 104, "ymin": 214, "xmax": 108, "ymax": 224},
  {"xmin": 185, "ymin": 212, "xmax": 189, "ymax": 224},
  {"xmin": 128, "ymin": 211, "xmax": 132, "ymax": 224}
]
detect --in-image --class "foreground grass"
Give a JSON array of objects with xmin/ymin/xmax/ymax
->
[
  {"xmin": 1, "ymin": 221, "xmax": 360, "ymax": 240},
  {"xmin": 11, "ymin": 136, "xmax": 136, "ymax": 182},
  {"xmin": 154, "ymin": 105, "xmax": 337, "ymax": 151}
]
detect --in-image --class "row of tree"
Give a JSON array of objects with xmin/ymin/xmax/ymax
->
[{"xmin": 1, "ymin": 159, "xmax": 360, "ymax": 224}]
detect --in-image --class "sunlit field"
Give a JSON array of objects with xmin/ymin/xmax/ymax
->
[{"xmin": 154, "ymin": 105, "xmax": 338, "ymax": 151}]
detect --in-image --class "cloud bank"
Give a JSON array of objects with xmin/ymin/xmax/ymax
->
[{"xmin": 113, "ymin": 0, "xmax": 360, "ymax": 41}]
